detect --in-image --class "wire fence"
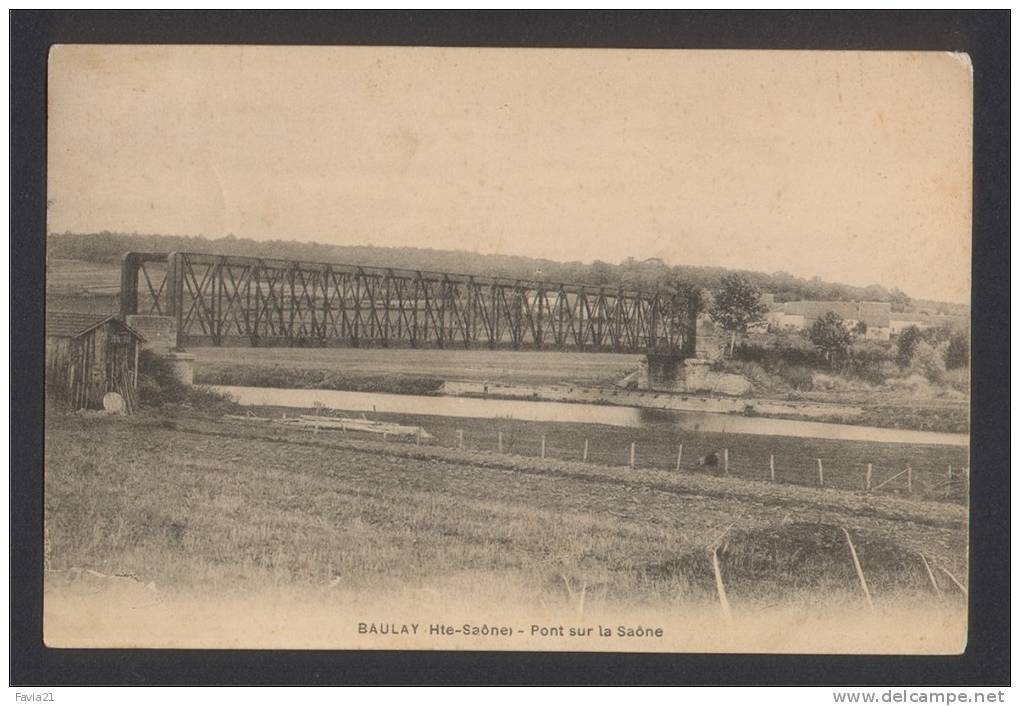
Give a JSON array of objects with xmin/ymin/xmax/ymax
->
[{"xmin": 307, "ymin": 417, "xmax": 969, "ymax": 505}]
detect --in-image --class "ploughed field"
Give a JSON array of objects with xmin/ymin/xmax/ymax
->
[{"xmin": 46, "ymin": 410, "xmax": 968, "ymax": 609}]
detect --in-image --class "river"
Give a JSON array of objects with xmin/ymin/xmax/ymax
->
[{"xmin": 210, "ymin": 385, "xmax": 969, "ymax": 447}]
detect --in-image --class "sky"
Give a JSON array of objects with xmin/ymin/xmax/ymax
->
[{"xmin": 48, "ymin": 46, "xmax": 972, "ymax": 303}]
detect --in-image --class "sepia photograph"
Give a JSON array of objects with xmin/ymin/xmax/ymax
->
[{"xmin": 39, "ymin": 42, "xmax": 975, "ymax": 655}]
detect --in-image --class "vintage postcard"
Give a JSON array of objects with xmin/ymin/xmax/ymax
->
[{"xmin": 43, "ymin": 45, "xmax": 971, "ymax": 653}]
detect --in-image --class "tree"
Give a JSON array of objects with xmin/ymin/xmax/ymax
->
[
  {"xmin": 589, "ymin": 260, "xmax": 615, "ymax": 286},
  {"xmin": 910, "ymin": 341, "xmax": 945, "ymax": 383},
  {"xmin": 944, "ymin": 331, "xmax": 969, "ymax": 369},
  {"xmin": 808, "ymin": 311, "xmax": 855, "ymax": 365},
  {"xmin": 668, "ymin": 277, "xmax": 704, "ymax": 316},
  {"xmin": 889, "ymin": 288, "xmax": 912, "ymax": 313},
  {"xmin": 896, "ymin": 325, "xmax": 923, "ymax": 367},
  {"xmin": 709, "ymin": 274, "xmax": 767, "ymax": 356}
]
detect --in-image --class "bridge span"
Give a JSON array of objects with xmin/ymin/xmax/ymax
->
[{"xmin": 121, "ymin": 251, "xmax": 696, "ymax": 355}]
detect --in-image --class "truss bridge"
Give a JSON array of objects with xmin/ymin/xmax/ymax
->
[{"xmin": 121, "ymin": 252, "xmax": 696, "ymax": 355}]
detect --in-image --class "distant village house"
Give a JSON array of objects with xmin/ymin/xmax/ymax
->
[
  {"xmin": 763, "ymin": 299, "xmax": 893, "ymax": 340},
  {"xmin": 760, "ymin": 298, "xmax": 967, "ymax": 341}
]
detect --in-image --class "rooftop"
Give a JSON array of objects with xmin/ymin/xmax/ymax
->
[{"xmin": 46, "ymin": 311, "xmax": 145, "ymax": 339}]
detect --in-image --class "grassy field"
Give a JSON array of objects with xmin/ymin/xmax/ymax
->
[
  {"xmin": 193, "ymin": 346, "xmax": 642, "ymax": 387},
  {"xmin": 231, "ymin": 404, "xmax": 969, "ymax": 503},
  {"xmin": 44, "ymin": 407, "xmax": 968, "ymax": 650},
  {"xmin": 45, "ymin": 410, "xmax": 966, "ymax": 587},
  {"xmin": 46, "ymin": 257, "xmax": 121, "ymax": 295}
]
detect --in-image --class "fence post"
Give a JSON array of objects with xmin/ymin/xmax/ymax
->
[
  {"xmin": 711, "ymin": 549, "xmax": 732, "ymax": 621},
  {"xmin": 723, "ymin": 448, "xmax": 729, "ymax": 474},
  {"xmin": 383, "ymin": 431, "xmax": 388, "ymax": 443},
  {"xmin": 629, "ymin": 442, "xmax": 636, "ymax": 469},
  {"xmin": 817, "ymin": 458, "xmax": 824, "ymax": 487},
  {"xmin": 457, "ymin": 429, "xmax": 464, "ymax": 449},
  {"xmin": 842, "ymin": 527, "xmax": 874, "ymax": 609},
  {"xmin": 541, "ymin": 434, "xmax": 546, "ymax": 459},
  {"xmin": 769, "ymin": 454, "xmax": 775, "ymax": 482},
  {"xmin": 497, "ymin": 431, "xmax": 503, "ymax": 454},
  {"xmin": 583, "ymin": 438, "xmax": 589, "ymax": 462},
  {"xmin": 416, "ymin": 427, "xmax": 422, "ymax": 446},
  {"xmin": 866, "ymin": 463, "xmax": 872, "ymax": 491},
  {"xmin": 907, "ymin": 466, "xmax": 912, "ymax": 494},
  {"xmin": 676, "ymin": 445, "xmax": 683, "ymax": 472}
]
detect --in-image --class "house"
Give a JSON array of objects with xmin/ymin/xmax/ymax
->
[
  {"xmin": 46, "ymin": 312, "xmax": 145, "ymax": 411},
  {"xmin": 767, "ymin": 300, "xmax": 892, "ymax": 340},
  {"xmin": 856, "ymin": 301, "xmax": 893, "ymax": 340},
  {"xmin": 889, "ymin": 312, "xmax": 969, "ymax": 336}
]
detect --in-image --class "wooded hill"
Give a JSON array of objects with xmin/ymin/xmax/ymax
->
[{"xmin": 47, "ymin": 231, "xmax": 966, "ymax": 315}]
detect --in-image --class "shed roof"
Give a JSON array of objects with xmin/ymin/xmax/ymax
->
[{"xmin": 46, "ymin": 312, "xmax": 145, "ymax": 340}]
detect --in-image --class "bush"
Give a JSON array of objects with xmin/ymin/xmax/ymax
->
[
  {"xmin": 945, "ymin": 331, "xmax": 969, "ymax": 369},
  {"xmin": 137, "ymin": 350, "xmax": 240, "ymax": 413},
  {"xmin": 772, "ymin": 363, "xmax": 815, "ymax": 391},
  {"xmin": 733, "ymin": 335, "xmax": 823, "ymax": 368},
  {"xmin": 137, "ymin": 350, "xmax": 188, "ymax": 405},
  {"xmin": 909, "ymin": 341, "xmax": 946, "ymax": 384},
  {"xmin": 844, "ymin": 341, "xmax": 896, "ymax": 384},
  {"xmin": 808, "ymin": 311, "xmax": 855, "ymax": 363},
  {"xmin": 920, "ymin": 325, "xmax": 954, "ymax": 346},
  {"xmin": 896, "ymin": 326, "xmax": 923, "ymax": 367}
]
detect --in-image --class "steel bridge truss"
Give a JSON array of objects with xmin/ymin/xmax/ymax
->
[{"xmin": 121, "ymin": 252, "xmax": 695, "ymax": 354}]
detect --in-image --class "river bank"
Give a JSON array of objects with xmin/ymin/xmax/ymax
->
[{"xmin": 193, "ymin": 355, "xmax": 968, "ymax": 433}]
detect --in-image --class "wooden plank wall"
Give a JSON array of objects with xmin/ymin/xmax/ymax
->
[{"xmin": 46, "ymin": 324, "xmax": 140, "ymax": 412}]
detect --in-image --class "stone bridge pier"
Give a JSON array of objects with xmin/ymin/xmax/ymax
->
[
  {"xmin": 638, "ymin": 353, "xmax": 689, "ymax": 391},
  {"xmin": 637, "ymin": 352, "xmax": 752, "ymax": 395}
]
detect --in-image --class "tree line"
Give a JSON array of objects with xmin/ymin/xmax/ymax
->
[{"xmin": 47, "ymin": 231, "xmax": 948, "ymax": 312}]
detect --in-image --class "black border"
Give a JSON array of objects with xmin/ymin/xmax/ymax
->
[{"xmin": 10, "ymin": 10, "xmax": 1009, "ymax": 686}]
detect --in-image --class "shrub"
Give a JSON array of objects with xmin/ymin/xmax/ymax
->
[
  {"xmin": 137, "ymin": 350, "xmax": 188, "ymax": 405},
  {"xmin": 920, "ymin": 325, "xmax": 954, "ymax": 346},
  {"xmin": 808, "ymin": 311, "xmax": 855, "ymax": 363},
  {"xmin": 896, "ymin": 326, "xmax": 923, "ymax": 367},
  {"xmin": 733, "ymin": 336, "xmax": 822, "ymax": 368},
  {"xmin": 844, "ymin": 341, "xmax": 896, "ymax": 384},
  {"xmin": 772, "ymin": 363, "xmax": 815, "ymax": 391},
  {"xmin": 137, "ymin": 350, "xmax": 240, "ymax": 413},
  {"xmin": 909, "ymin": 341, "xmax": 946, "ymax": 384},
  {"xmin": 944, "ymin": 331, "xmax": 969, "ymax": 369}
]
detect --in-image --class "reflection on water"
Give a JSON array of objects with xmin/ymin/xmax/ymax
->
[{"xmin": 211, "ymin": 385, "xmax": 968, "ymax": 448}]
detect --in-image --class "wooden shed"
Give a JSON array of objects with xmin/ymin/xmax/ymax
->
[{"xmin": 46, "ymin": 312, "xmax": 145, "ymax": 412}]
